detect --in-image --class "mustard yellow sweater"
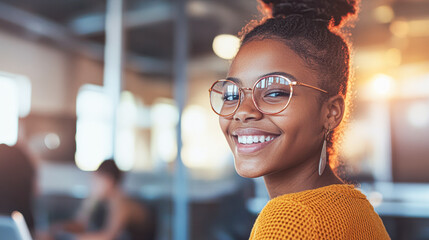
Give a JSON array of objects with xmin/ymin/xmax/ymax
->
[{"xmin": 249, "ymin": 184, "xmax": 390, "ymax": 239}]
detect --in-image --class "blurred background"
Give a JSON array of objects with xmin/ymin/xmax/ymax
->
[{"xmin": 0, "ymin": 0, "xmax": 428, "ymax": 239}]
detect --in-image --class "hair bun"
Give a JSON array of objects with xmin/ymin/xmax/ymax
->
[{"xmin": 261, "ymin": 0, "xmax": 358, "ymax": 27}]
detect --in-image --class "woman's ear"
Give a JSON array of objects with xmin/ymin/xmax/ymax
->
[{"xmin": 323, "ymin": 95, "xmax": 345, "ymax": 130}]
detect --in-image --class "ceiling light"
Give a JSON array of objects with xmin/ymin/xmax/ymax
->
[{"xmin": 212, "ymin": 34, "xmax": 240, "ymax": 60}]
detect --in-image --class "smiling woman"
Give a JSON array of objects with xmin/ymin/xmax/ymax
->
[{"xmin": 209, "ymin": 0, "xmax": 391, "ymax": 239}]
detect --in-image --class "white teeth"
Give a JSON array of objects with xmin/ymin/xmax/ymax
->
[{"xmin": 237, "ymin": 135, "xmax": 275, "ymax": 145}]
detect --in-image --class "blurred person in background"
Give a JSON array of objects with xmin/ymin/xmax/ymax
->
[
  {"xmin": 0, "ymin": 143, "xmax": 36, "ymax": 235},
  {"xmin": 208, "ymin": 0, "xmax": 390, "ymax": 239},
  {"xmin": 51, "ymin": 159, "xmax": 155, "ymax": 240}
]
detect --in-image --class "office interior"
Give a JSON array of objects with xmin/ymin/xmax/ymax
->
[{"xmin": 0, "ymin": 0, "xmax": 428, "ymax": 239}]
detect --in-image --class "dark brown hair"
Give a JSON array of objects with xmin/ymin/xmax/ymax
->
[
  {"xmin": 0, "ymin": 144, "xmax": 35, "ymax": 232},
  {"xmin": 239, "ymin": 0, "xmax": 359, "ymax": 171},
  {"xmin": 97, "ymin": 159, "xmax": 123, "ymax": 184}
]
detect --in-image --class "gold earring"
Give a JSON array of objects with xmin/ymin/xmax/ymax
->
[{"xmin": 319, "ymin": 127, "xmax": 331, "ymax": 176}]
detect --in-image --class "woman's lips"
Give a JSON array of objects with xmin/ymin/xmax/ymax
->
[
  {"xmin": 231, "ymin": 128, "xmax": 280, "ymax": 154},
  {"xmin": 233, "ymin": 135, "xmax": 278, "ymax": 154}
]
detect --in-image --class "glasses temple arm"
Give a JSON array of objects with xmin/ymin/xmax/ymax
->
[
  {"xmin": 293, "ymin": 82, "xmax": 328, "ymax": 94},
  {"xmin": 209, "ymin": 89, "xmax": 223, "ymax": 94}
]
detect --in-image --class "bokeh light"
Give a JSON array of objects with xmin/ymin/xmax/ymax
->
[
  {"xmin": 44, "ymin": 133, "xmax": 61, "ymax": 150},
  {"xmin": 371, "ymin": 74, "xmax": 395, "ymax": 98},
  {"xmin": 373, "ymin": 5, "xmax": 395, "ymax": 23},
  {"xmin": 212, "ymin": 34, "xmax": 240, "ymax": 60},
  {"xmin": 390, "ymin": 20, "xmax": 409, "ymax": 38}
]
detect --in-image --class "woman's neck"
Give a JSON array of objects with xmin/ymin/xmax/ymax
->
[{"xmin": 263, "ymin": 158, "xmax": 343, "ymax": 199}]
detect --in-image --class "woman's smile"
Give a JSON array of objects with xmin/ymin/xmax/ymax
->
[{"xmin": 230, "ymin": 127, "xmax": 280, "ymax": 155}]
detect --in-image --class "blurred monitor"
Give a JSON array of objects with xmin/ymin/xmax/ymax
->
[
  {"xmin": 390, "ymin": 98, "xmax": 429, "ymax": 182},
  {"xmin": 0, "ymin": 211, "xmax": 32, "ymax": 240}
]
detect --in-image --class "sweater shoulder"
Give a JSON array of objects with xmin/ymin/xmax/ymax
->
[
  {"xmin": 263, "ymin": 184, "xmax": 390, "ymax": 239},
  {"xmin": 251, "ymin": 198, "xmax": 316, "ymax": 239}
]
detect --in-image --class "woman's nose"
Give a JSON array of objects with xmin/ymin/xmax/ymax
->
[{"xmin": 233, "ymin": 91, "xmax": 263, "ymax": 122}]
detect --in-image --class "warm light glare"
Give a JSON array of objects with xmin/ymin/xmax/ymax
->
[
  {"xmin": 373, "ymin": 5, "xmax": 395, "ymax": 23},
  {"xmin": 389, "ymin": 19, "xmax": 429, "ymax": 38},
  {"xmin": 390, "ymin": 20, "xmax": 409, "ymax": 38},
  {"xmin": 408, "ymin": 19, "xmax": 429, "ymax": 37},
  {"xmin": 212, "ymin": 34, "xmax": 240, "ymax": 60},
  {"xmin": 341, "ymin": 121, "xmax": 368, "ymax": 162},
  {"xmin": 385, "ymin": 48, "xmax": 402, "ymax": 67},
  {"xmin": 371, "ymin": 74, "xmax": 395, "ymax": 97},
  {"xmin": 355, "ymin": 50, "xmax": 384, "ymax": 70}
]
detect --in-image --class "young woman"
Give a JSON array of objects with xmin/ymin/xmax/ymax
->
[{"xmin": 209, "ymin": 0, "xmax": 390, "ymax": 239}]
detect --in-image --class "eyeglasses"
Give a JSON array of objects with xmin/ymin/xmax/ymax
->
[{"xmin": 209, "ymin": 75, "xmax": 328, "ymax": 117}]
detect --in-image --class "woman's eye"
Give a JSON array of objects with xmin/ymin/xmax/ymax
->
[
  {"xmin": 223, "ymin": 94, "xmax": 239, "ymax": 101},
  {"xmin": 265, "ymin": 91, "xmax": 290, "ymax": 98}
]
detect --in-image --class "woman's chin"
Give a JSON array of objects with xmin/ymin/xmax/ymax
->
[{"xmin": 234, "ymin": 158, "xmax": 265, "ymax": 178}]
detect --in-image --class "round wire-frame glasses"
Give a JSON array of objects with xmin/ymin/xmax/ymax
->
[{"xmin": 208, "ymin": 75, "xmax": 328, "ymax": 117}]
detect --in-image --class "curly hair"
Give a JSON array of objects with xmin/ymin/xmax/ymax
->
[{"xmin": 238, "ymin": 0, "xmax": 359, "ymax": 172}]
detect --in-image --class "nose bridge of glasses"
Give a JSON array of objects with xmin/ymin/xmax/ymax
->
[
  {"xmin": 239, "ymin": 87, "xmax": 253, "ymax": 101},
  {"xmin": 241, "ymin": 87, "xmax": 252, "ymax": 93}
]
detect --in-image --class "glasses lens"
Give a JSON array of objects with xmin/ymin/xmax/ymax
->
[
  {"xmin": 253, "ymin": 76, "xmax": 292, "ymax": 114},
  {"xmin": 210, "ymin": 80, "xmax": 240, "ymax": 116}
]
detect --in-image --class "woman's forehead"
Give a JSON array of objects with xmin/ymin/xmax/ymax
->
[{"xmin": 228, "ymin": 39, "xmax": 318, "ymax": 87}]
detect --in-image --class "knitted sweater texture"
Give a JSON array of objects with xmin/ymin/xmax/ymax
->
[{"xmin": 249, "ymin": 184, "xmax": 390, "ymax": 239}]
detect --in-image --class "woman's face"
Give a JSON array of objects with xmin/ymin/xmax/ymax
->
[{"xmin": 220, "ymin": 39, "xmax": 326, "ymax": 178}]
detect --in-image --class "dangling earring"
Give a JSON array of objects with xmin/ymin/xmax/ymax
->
[{"xmin": 319, "ymin": 127, "xmax": 331, "ymax": 176}]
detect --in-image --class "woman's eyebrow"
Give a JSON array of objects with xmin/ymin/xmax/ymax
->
[
  {"xmin": 226, "ymin": 72, "xmax": 297, "ymax": 84},
  {"xmin": 258, "ymin": 71, "xmax": 298, "ymax": 81},
  {"xmin": 225, "ymin": 77, "xmax": 241, "ymax": 84}
]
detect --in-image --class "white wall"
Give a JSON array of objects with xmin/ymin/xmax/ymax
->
[{"xmin": 0, "ymin": 31, "xmax": 73, "ymax": 114}]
